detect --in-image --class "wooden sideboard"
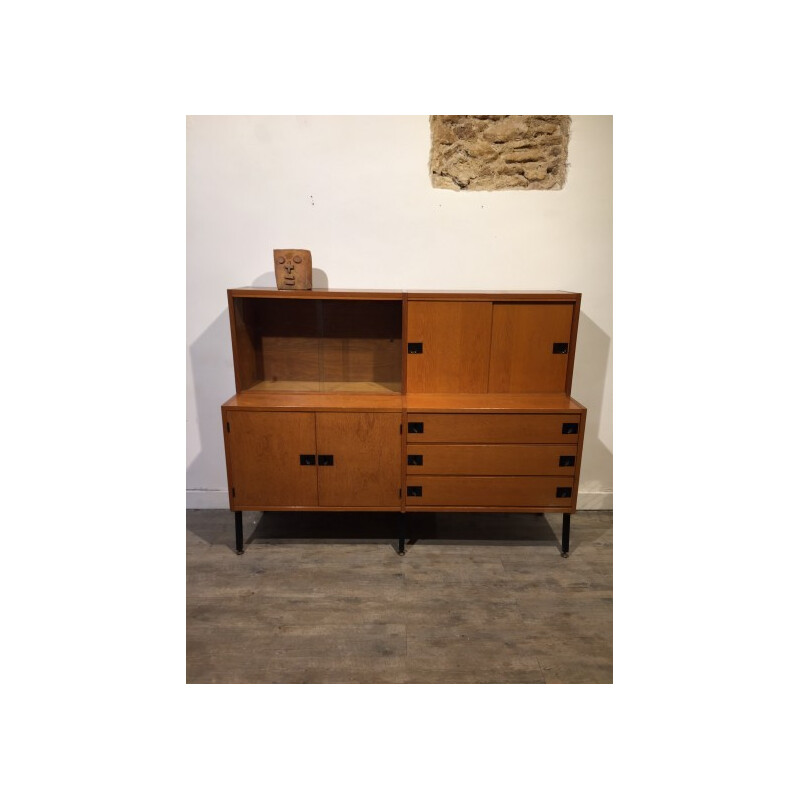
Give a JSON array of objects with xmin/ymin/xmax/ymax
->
[{"xmin": 221, "ymin": 289, "xmax": 586, "ymax": 555}]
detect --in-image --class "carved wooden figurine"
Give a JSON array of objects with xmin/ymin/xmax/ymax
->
[{"xmin": 273, "ymin": 249, "xmax": 312, "ymax": 290}]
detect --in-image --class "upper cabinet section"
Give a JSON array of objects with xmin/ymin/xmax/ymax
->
[
  {"xmin": 227, "ymin": 289, "xmax": 581, "ymax": 396},
  {"xmin": 228, "ymin": 290, "xmax": 403, "ymax": 394},
  {"xmin": 406, "ymin": 295, "xmax": 580, "ymax": 394}
]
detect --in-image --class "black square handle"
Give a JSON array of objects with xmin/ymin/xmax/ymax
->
[
  {"xmin": 318, "ymin": 455, "xmax": 335, "ymax": 466},
  {"xmin": 407, "ymin": 455, "xmax": 423, "ymax": 466},
  {"xmin": 553, "ymin": 342, "xmax": 569, "ymax": 354},
  {"xmin": 299, "ymin": 454, "xmax": 316, "ymax": 466},
  {"xmin": 556, "ymin": 487, "xmax": 572, "ymax": 498},
  {"xmin": 407, "ymin": 486, "xmax": 423, "ymax": 497},
  {"xmin": 408, "ymin": 342, "xmax": 423, "ymax": 354},
  {"xmin": 559, "ymin": 455, "xmax": 575, "ymax": 467},
  {"xmin": 407, "ymin": 422, "xmax": 424, "ymax": 434},
  {"xmin": 562, "ymin": 423, "xmax": 579, "ymax": 435}
]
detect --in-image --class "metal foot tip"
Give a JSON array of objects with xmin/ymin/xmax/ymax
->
[{"xmin": 561, "ymin": 551, "xmax": 569, "ymax": 558}]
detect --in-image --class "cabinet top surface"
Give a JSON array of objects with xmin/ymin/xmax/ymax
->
[
  {"xmin": 222, "ymin": 392, "xmax": 585, "ymax": 413},
  {"xmin": 228, "ymin": 287, "xmax": 580, "ymax": 301}
]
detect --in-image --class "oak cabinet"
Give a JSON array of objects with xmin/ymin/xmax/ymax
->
[{"xmin": 221, "ymin": 288, "xmax": 586, "ymax": 555}]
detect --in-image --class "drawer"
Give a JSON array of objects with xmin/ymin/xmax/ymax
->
[
  {"xmin": 405, "ymin": 413, "xmax": 581, "ymax": 443},
  {"xmin": 406, "ymin": 444, "xmax": 577, "ymax": 476},
  {"xmin": 405, "ymin": 476, "xmax": 575, "ymax": 507}
]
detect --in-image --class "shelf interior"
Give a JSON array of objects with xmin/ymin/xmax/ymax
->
[{"xmin": 233, "ymin": 297, "xmax": 403, "ymax": 394}]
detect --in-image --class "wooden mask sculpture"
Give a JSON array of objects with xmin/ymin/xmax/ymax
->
[{"xmin": 273, "ymin": 249, "xmax": 312, "ymax": 290}]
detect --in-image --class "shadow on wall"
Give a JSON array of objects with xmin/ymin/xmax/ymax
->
[
  {"xmin": 572, "ymin": 311, "xmax": 613, "ymax": 507},
  {"xmin": 187, "ymin": 307, "xmax": 234, "ymax": 502},
  {"xmin": 186, "ymin": 271, "xmax": 331, "ymax": 504}
]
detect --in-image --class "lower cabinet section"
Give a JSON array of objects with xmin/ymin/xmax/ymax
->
[
  {"xmin": 223, "ymin": 408, "xmax": 584, "ymax": 514},
  {"xmin": 225, "ymin": 410, "xmax": 402, "ymax": 509},
  {"xmin": 405, "ymin": 476, "xmax": 575, "ymax": 507}
]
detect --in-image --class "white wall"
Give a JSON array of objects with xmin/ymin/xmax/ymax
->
[{"xmin": 187, "ymin": 115, "xmax": 612, "ymax": 508}]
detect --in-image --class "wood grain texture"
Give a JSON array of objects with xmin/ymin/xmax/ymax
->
[
  {"xmin": 401, "ymin": 295, "xmax": 409, "ymax": 394},
  {"xmin": 223, "ymin": 393, "xmax": 404, "ymax": 411},
  {"xmin": 406, "ymin": 290, "xmax": 580, "ymax": 301},
  {"xmin": 226, "ymin": 505, "xmax": 405, "ymax": 512},
  {"xmin": 569, "ymin": 407, "xmax": 588, "ymax": 513},
  {"xmin": 226, "ymin": 411, "xmax": 318, "ymax": 508},
  {"xmin": 405, "ymin": 413, "xmax": 581, "ymax": 443},
  {"xmin": 404, "ymin": 505, "xmax": 574, "ymax": 513},
  {"xmin": 406, "ymin": 301, "xmax": 492, "ymax": 392},
  {"xmin": 247, "ymin": 380, "xmax": 401, "ymax": 394},
  {"xmin": 401, "ymin": 410, "xmax": 409, "ymax": 511},
  {"xmin": 221, "ymin": 408, "xmax": 236, "ymax": 510},
  {"xmin": 229, "ymin": 296, "xmax": 260, "ymax": 392},
  {"xmin": 260, "ymin": 336, "xmax": 321, "ymax": 384},
  {"xmin": 405, "ymin": 476, "xmax": 574, "ymax": 507},
  {"xmin": 320, "ymin": 300, "xmax": 403, "ymax": 386},
  {"xmin": 404, "ymin": 393, "xmax": 585, "ymax": 412},
  {"xmin": 321, "ymin": 338, "xmax": 401, "ymax": 387},
  {"xmin": 565, "ymin": 293, "xmax": 581, "ymax": 395},
  {"xmin": 488, "ymin": 302, "xmax": 576, "ymax": 393},
  {"xmin": 316, "ymin": 413, "xmax": 402, "ymax": 508},
  {"xmin": 406, "ymin": 444, "xmax": 578, "ymax": 476},
  {"xmin": 321, "ymin": 299, "xmax": 402, "ymax": 338}
]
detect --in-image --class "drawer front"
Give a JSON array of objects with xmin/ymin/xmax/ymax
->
[
  {"xmin": 406, "ymin": 444, "xmax": 577, "ymax": 476},
  {"xmin": 405, "ymin": 413, "xmax": 581, "ymax": 443},
  {"xmin": 405, "ymin": 476, "xmax": 575, "ymax": 507}
]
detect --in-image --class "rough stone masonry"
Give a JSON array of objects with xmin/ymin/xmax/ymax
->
[{"xmin": 430, "ymin": 115, "xmax": 570, "ymax": 191}]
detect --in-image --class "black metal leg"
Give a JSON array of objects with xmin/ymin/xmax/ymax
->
[
  {"xmin": 561, "ymin": 513, "xmax": 570, "ymax": 558},
  {"xmin": 398, "ymin": 513, "xmax": 406, "ymax": 556},
  {"xmin": 235, "ymin": 511, "xmax": 244, "ymax": 554}
]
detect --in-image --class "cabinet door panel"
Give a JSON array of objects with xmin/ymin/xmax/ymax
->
[
  {"xmin": 488, "ymin": 303, "xmax": 575, "ymax": 392},
  {"xmin": 406, "ymin": 301, "xmax": 492, "ymax": 392},
  {"xmin": 316, "ymin": 413, "xmax": 401, "ymax": 507},
  {"xmin": 227, "ymin": 411, "xmax": 318, "ymax": 508}
]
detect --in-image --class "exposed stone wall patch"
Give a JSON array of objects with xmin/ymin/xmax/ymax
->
[{"xmin": 430, "ymin": 115, "xmax": 570, "ymax": 191}]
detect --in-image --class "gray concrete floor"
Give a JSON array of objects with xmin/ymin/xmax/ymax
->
[{"xmin": 187, "ymin": 509, "xmax": 612, "ymax": 683}]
